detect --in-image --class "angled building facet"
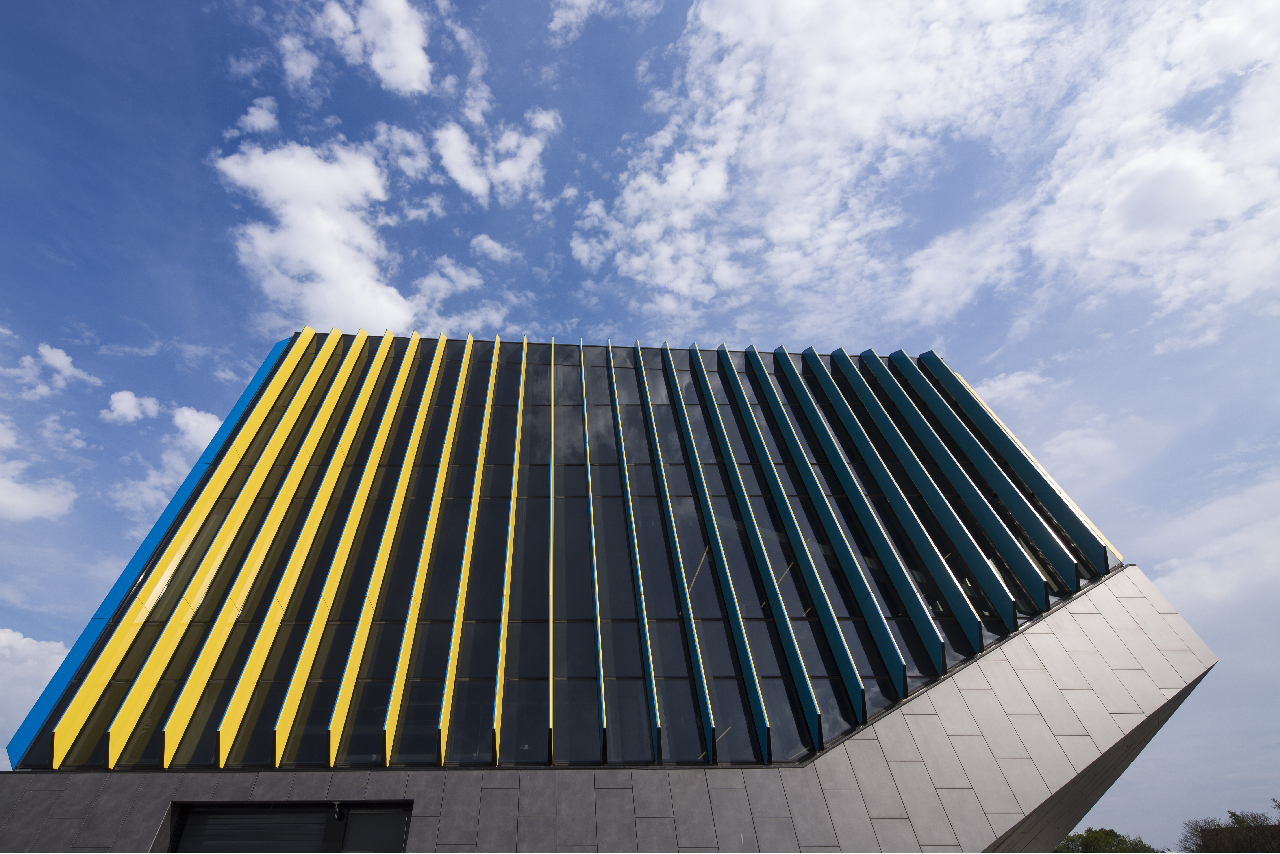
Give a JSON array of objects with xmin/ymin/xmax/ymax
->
[{"xmin": 1, "ymin": 330, "xmax": 1214, "ymax": 852}]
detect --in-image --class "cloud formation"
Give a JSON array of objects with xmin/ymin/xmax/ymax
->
[
  {"xmin": 571, "ymin": 0, "xmax": 1280, "ymax": 347},
  {"xmin": 1, "ymin": 344, "xmax": 101, "ymax": 400},
  {"xmin": 0, "ymin": 415, "xmax": 76, "ymax": 522},
  {"xmin": 236, "ymin": 96, "xmax": 279, "ymax": 134},
  {"xmin": 99, "ymin": 390, "xmax": 160, "ymax": 424},
  {"xmin": 434, "ymin": 109, "xmax": 561, "ymax": 207},
  {"xmin": 469, "ymin": 233, "xmax": 520, "ymax": 263},
  {"xmin": 108, "ymin": 407, "xmax": 221, "ymax": 520},
  {"xmin": 217, "ymin": 138, "xmax": 414, "ymax": 332},
  {"xmin": 548, "ymin": 0, "xmax": 661, "ymax": 44},
  {"xmin": 0, "ymin": 628, "xmax": 66, "ymax": 771},
  {"xmin": 318, "ymin": 0, "xmax": 432, "ymax": 95}
]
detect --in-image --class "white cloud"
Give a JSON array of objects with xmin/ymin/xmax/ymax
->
[
  {"xmin": 434, "ymin": 123, "xmax": 490, "ymax": 202},
  {"xmin": 548, "ymin": 0, "xmax": 662, "ymax": 45},
  {"xmin": 0, "ymin": 459, "xmax": 76, "ymax": 522},
  {"xmin": 1145, "ymin": 467, "xmax": 1280, "ymax": 608},
  {"xmin": 972, "ymin": 370, "xmax": 1052, "ymax": 410},
  {"xmin": 172, "ymin": 406, "xmax": 221, "ymax": 452},
  {"xmin": 217, "ymin": 139, "xmax": 417, "ymax": 332},
  {"xmin": 439, "ymin": 9, "xmax": 492, "ymax": 125},
  {"xmin": 1, "ymin": 344, "xmax": 102, "ymax": 400},
  {"xmin": 413, "ymin": 256, "xmax": 510, "ymax": 336},
  {"xmin": 434, "ymin": 109, "xmax": 561, "ymax": 207},
  {"xmin": 236, "ymin": 97, "xmax": 279, "ymax": 134},
  {"xmin": 570, "ymin": 0, "xmax": 1280, "ymax": 347},
  {"xmin": 40, "ymin": 415, "xmax": 86, "ymax": 451},
  {"xmin": 0, "ymin": 414, "xmax": 76, "ymax": 521},
  {"xmin": 99, "ymin": 390, "xmax": 160, "ymax": 424},
  {"xmin": 372, "ymin": 122, "xmax": 431, "ymax": 178},
  {"xmin": 108, "ymin": 407, "xmax": 221, "ymax": 519},
  {"xmin": 0, "ymin": 628, "xmax": 67, "ymax": 771},
  {"xmin": 405, "ymin": 193, "xmax": 446, "ymax": 221},
  {"xmin": 470, "ymin": 233, "xmax": 520, "ymax": 263},
  {"xmin": 318, "ymin": 0, "xmax": 432, "ymax": 96},
  {"xmin": 279, "ymin": 34, "xmax": 320, "ymax": 87}
]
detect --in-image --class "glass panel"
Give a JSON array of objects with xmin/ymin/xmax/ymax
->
[
  {"xmin": 601, "ymin": 621, "xmax": 644, "ymax": 678},
  {"xmin": 632, "ymin": 497, "xmax": 677, "ymax": 619},
  {"xmin": 456, "ymin": 622, "xmax": 501, "ymax": 678},
  {"xmin": 554, "ymin": 622, "xmax": 599, "ymax": 678},
  {"xmin": 585, "ymin": 366, "xmax": 612, "ymax": 402},
  {"xmin": 491, "ymin": 362, "xmax": 523, "ymax": 404},
  {"xmin": 419, "ymin": 499, "xmax": 471, "ymax": 620},
  {"xmin": 555, "ymin": 365, "xmax": 583, "ymax": 405},
  {"xmin": 645, "ymin": 366, "xmax": 671, "ymax": 404},
  {"xmin": 340, "ymin": 680, "xmax": 392, "ymax": 765},
  {"xmin": 710, "ymin": 677, "xmax": 760, "ymax": 762},
  {"xmin": 446, "ymin": 679, "xmax": 496, "ymax": 764},
  {"xmin": 517, "ymin": 466, "xmax": 550, "ymax": 497},
  {"xmin": 553, "ymin": 679, "xmax": 601, "ymax": 763},
  {"xmin": 711, "ymin": 497, "xmax": 766, "ymax": 620},
  {"xmin": 694, "ymin": 621, "xmax": 737, "ymax": 677},
  {"xmin": 508, "ymin": 498, "xmax": 549, "ymax": 620},
  {"xmin": 656, "ymin": 678, "xmax": 705, "ymax": 763},
  {"xmin": 282, "ymin": 681, "xmax": 338, "ymax": 765},
  {"xmin": 504, "ymin": 622, "xmax": 549, "ymax": 678},
  {"xmin": 648, "ymin": 621, "xmax": 689, "ymax": 678},
  {"xmin": 590, "ymin": 465, "xmax": 622, "ymax": 497},
  {"xmin": 499, "ymin": 341, "xmax": 524, "ymax": 362},
  {"xmin": 462, "ymin": 499, "xmax": 510, "ymax": 621},
  {"xmin": 812, "ymin": 677, "xmax": 857, "ymax": 741},
  {"xmin": 650, "ymin": 406, "xmax": 683, "ymax": 461},
  {"xmin": 553, "ymin": 497, "xmax": 594, "ymax": 620},
  {"xmin": 523, "ymin": 362, "xmax": 551, "ymax": 405},
  {"xmin": 554, "ymin": 407, "xmax": 585, "ymax": 464},
  {"xmin": 499, "ymin": 679, "xmax": 549, "ymax": 764},
  {"xmin": 587, "ymin": 406, "xmax": 618, "ymax": 462},
  {"xmin": 593, "ymin": 497, "xmax": 636, "ymax": 619},
  {"xmin": 604, "ymin": 679, "xmax": 652, "ymax": 764},
  {"xmin": 408, "ymin": 623, "xmax": 453, "ymax": 678},
  {"xmin": 520, "ymin": 406, "xmax": 552, "ymax": 464},
  {"xmin": 759, "ymin": 677, "xmax": 811, "ymax": 761},
  {"xmin": 391, "ymin": 679, "xmax": 443, "ymax": 764},
  {"xmin": 554, "ymin": 465, "xmax": 588, "ymax": 496},
  {"xmin": 616, "ymin": 407, "xmax": 650, "ymax": 460},
  {"xmin": 485, "ymin": 407, "xmax": 519, "ymax": 461},
  {"xmin": 582, "ymin": 346, "xmax": 610, "ymax": 367}
]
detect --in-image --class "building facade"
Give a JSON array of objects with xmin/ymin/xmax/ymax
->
[{"xmin": 2, "ymin": 330, "xmax": 1214, "ymax": 851}]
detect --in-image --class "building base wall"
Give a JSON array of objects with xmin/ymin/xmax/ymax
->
[{"xmin": 0, "ymin": 567, "xmax": 1215, "ymax": 852}]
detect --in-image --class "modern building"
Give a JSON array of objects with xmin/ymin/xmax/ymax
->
[{"xmin": 2, "ymin": 329, "xmax": 1214, "ymax": 852}]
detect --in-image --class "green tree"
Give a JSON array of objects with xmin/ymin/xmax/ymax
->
[
  {"xmin": 1055, "ymin": 827, "xmax": 1158, "ymax": 852},
  {"xmin": 1178, "ymin": 798, "xmax": 1280, "ymax": 852}
]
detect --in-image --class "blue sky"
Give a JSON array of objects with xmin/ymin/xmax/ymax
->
[{"xmin": 1, "ymin": 0, "xmax": 1277, "ymax": 844}]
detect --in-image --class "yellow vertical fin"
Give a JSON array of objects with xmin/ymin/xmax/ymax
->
[
  {"xmin": 154, "ymin": 328, "xmax": 346, "ymax": 766},
  {"xmin": 439, "ymin": 336, "xmax": 500, "ymax": 760},
  {"xmin": 326, "ymin": 331, "xmax": 446, "ymax": 765},
  {"xmin": 51, "ymin": 327, "xmax": 315, "ymax": 769},
  {"xmin": 213, "ymin": 330, "xmax": 372, "ymax": 767},
  {"xmin": 383, "ymin": 335, "xmax": 473, "ymax": 764},
  {"xmin": 271, "ymin": 331, "xmax": 401, "ymax": 766},
  {"xmin": 492, "ymin": 338, "xmax": 527, "ymax": 763}
]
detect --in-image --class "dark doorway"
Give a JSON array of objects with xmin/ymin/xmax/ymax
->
[{"xmin": 170, "ymin": 801, "xmax": 411, "ymax": 852}]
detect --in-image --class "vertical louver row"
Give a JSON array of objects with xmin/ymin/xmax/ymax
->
[{"xmin": 10, "ymin": 330, "xmax": 1121, "ymax": 771}]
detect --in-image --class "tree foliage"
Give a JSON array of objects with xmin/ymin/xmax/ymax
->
[
  {"xmin": 1178, "ymin": 798, "xmax": 1280, "ymax": 853},
  {"xmin": 1055, "ymin": 827, "xmax": 1158, "ymax": 852}
]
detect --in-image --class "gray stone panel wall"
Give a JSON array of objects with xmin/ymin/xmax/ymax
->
[{"xmin": 0, "ymin": 566, "xmax": 1214, "ymax": 852}]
